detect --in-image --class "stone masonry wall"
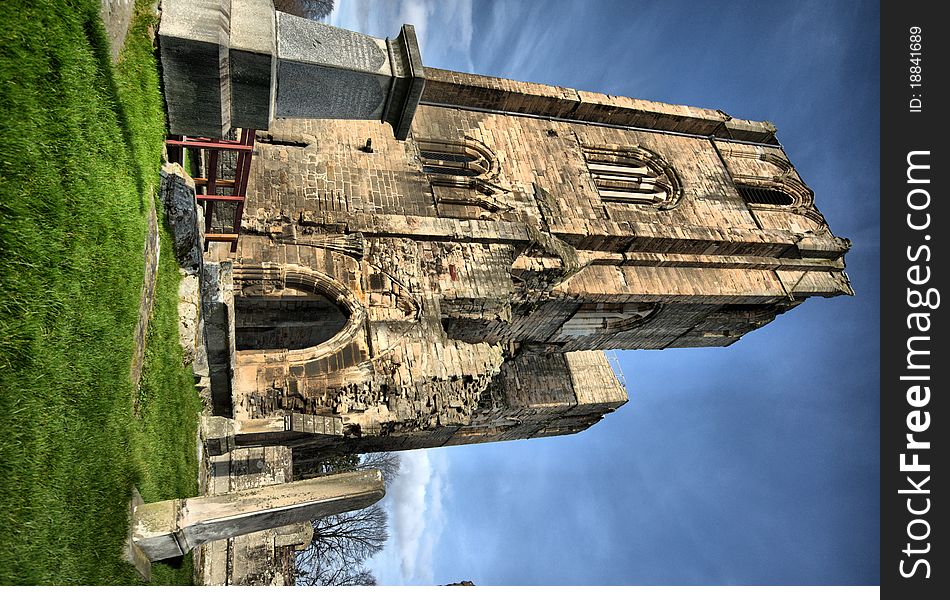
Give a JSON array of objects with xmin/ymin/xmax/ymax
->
[
  {"xmin": 195, "ymin": 445, "xmax": 297, "ymax": 586},
  {"xmin": 201, "ymin": 68, "xmax": 850, "ymax": 456}
]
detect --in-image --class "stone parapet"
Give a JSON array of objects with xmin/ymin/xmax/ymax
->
[{"xmin": 421, "ymin": 67, "xmax": 778, "ymax": 144}]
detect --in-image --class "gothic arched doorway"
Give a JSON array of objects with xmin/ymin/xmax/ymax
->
[{"xmin": 234, "ymin": 292, "xmax": 349, "ymax": 351}]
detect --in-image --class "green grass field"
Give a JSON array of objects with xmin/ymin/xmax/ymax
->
[{"xmin": 0, "ymin": 0, "xmax": 202, "ymax": 584}]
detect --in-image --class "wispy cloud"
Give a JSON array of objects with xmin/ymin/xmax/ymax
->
[
  {"xmin": 366, "ymin": 449, "xmax": 449, "ymax": 584},
  {"xmin": 327, "ymin": 0, "xmax": 474, "ymax": 71}
]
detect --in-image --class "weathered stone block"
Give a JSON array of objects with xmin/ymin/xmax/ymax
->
[
  {"xmin": 201, "ymin": 415, "xmax": 236, "ymax": 456},
  {"xmin": 160, "ymin": 163, "xmax": 204, "ymax": 273},
  {"xmin": 202, "ymin": 262, "xmax": 236, "ymax": 416},
  {"xmin": 272, "ymin": 15, "xmax": 424, "ymax": 139},
  {"xmin": 131, "ymin": 498, "xmax": 184, "ymax": 562},
  {"xmin": 131, "ymin": 470, "xmax": 385, "ymax": 561},
  {"xmin": 275, "ymin": 14, "xmax": 391, "ymax": 121},
  {"xmin": 384, "ymin": 25, "xmax": 426, "ymax": 140},
  {"xmin": 230, "ymin": 0, "xmax": 276, "ymax": 129},
  {"xmin": 159, "ymin": 0, "xmax": 231, "ymax": 137}
]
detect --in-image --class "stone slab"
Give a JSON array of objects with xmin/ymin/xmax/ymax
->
[
  {"xmin": 384, "ymin": 25, "xmax": 426, "ymax": 140},
  {"xmin": 131, "ymin": 498, "xmax": 185, "ymax": 561},
  {"xmin": 159, "ymin": 0, "xmax": 231, "ymax": 137},
  {"xmin": 131, "ymin": 470, "xmax": 385, "ymax": 561},
  {"xmin": 122, "ymin": 488, "xmax": 152, "ymax": 580},
  {"xmin": 230, "ymin": 0, "xmax": 277, "ymax": 129},
  {"xmin": 276, "ymin": 13, "xmax": 390, "ymax": 74},
  {"xmin": 230, "ymin": 0, "xmax": 276, "ymax": 55},
  {"xmin": 272, "ymin": 13, "xmax": 424, "ymax": 135},
  {"xmin": 275, "ymin": 62, "xmax": 390, "ymax": 120},
  {"xmin": 178, "ymin": 469, "xmax": 384, "ymax": 550},
  {"xmin": 231, "ymin": 49, "xmax": 275, "ymax": 129}
]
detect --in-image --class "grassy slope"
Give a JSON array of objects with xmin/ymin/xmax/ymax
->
[{"xmin": 0, "ymin": 0, "xmax": 201, "ymax": 584}]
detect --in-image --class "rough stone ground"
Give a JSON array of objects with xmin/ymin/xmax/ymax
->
[
  {"xmin": 115, "ymin": 0, "xmax": 159, "ymax": 395},
  {"xmin": 100, "ymin": 0, "xmax": 135, "ymax": 62},
  {"xmin": 129, "ymin": 195, "xmax": 159, "ymax": 393}
]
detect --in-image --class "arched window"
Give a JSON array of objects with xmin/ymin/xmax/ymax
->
[
  {"xmin": 719, "ymin": 146, "xmax": 827, "ymax": 232},
  {"xmin": 416, "ymin": 138, "xmax": 507, "ymax": 219},
  {"xmin": 736, "ymin": 184, "xmax": 795, "ymax": 206},
  {"xmin": 235, "ymin": 293, "xmax": 348, "ymax": 351},
  {"xmin": 419, "ymin": 143, "xmax": 490, "ymax": 178},
  {"xmin": 583, "ymin": 145, "xmax": 682, "ymax": 210}
]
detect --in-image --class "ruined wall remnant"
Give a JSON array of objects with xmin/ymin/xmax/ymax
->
[
  {"xmin": 168, "ymin": 12, "xmax": 855, "ymax": 587},
  {"xmin": 195, "ymin": 444, "xmax": 297, "ymax": 585},
  {"xmin": 171, "ymin": 11, "xmax": 852, "ymax": 452},
  {"xmin": 197, "ymin": 21, "xmax": 850, "ymax": 457}
]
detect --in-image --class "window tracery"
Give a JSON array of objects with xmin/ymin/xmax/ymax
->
[
  {"xmin": 582, "ymin": 145, "xmax": 682, "ymax": 210},
  {"xmin": 417, "ymin": 137, "xmax": 507, "ymax": 219}
]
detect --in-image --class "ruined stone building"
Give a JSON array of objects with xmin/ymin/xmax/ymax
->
[
  {"xmin": 202, "ymin": 48, "xmax": 852, "ymax": 458},
  {"xmin": 152, "ymin": 5, "xmax": 857, "ymax": 583}
]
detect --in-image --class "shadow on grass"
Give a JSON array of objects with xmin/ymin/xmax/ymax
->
[
  {"xmin": 161, "ymin": 555, "xmax": 187, "ymax": 569},
  {"xmin": 82, "ymin": 6, "xmax": 146, "ymax": 208}
]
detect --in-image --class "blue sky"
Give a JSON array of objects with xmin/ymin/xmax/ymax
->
[{"xmin": 327, "ymin": 0, "xmax": 880, "ymax": 585}]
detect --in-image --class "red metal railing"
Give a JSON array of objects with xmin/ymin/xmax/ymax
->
[{"xmin": 166, "ymin": 129, "xmax": 256, "ymax": 252}]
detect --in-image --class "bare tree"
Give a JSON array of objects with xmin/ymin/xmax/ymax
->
[
  {"xmin": 293, "ymin": 451, "xmax": 400, "ymax": 483},
  {"xmin": 294, "ymin": 451, "xmax": 401, "ymax": 585},
  {"xmin": 301, "ymin": 565, "xmax": 378, "ymax": 586},
  {"xmin": 296, "ymin": 503, "xmax": 388, "ymax": 586},
  {"xmin": 274, "ymin": 0, "xmax": 335, "ymax": 20},
  {"xmin": 358, "ymin": 451, "xmax": 401, "ymax": 485}
]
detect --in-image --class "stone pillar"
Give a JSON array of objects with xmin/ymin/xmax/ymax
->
[
  {"xmin": 159, "ymin": 0, "xmax": 426, "ymax": 140},
  {"xmin": 273, "ymin": 14, "xmax": 425, "ymax": 140},
  {"xmin": 201, "ymin": 413, "xmax": 343, "ymax": 456},
  {"xmin": 229, "ymin": 0, "xmax": 276, "ymax": 130},
  {"xmin": 131, "ymin": 469, "xmax": 384, "ymax": 562}
]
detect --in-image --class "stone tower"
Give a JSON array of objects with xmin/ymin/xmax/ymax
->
[{"xmin": 203, "ymin": 35, "xmax": 852, "ymax": 456}]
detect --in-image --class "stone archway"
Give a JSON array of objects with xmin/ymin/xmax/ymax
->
[
  {"xmin": 233, "ymin": 264, "xmax": 366, "ymax": 362},
  {"xmin": 234, "ymin": 293, "xmax": 349, "ymax": 351}
]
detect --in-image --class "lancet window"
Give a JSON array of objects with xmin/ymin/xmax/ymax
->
[
  {"xmin": 582, "ymin": 145, "xmax": 682, "ymax": 210},
  {"xmin": 417, "ymin": 138, "xmax": 506, "ymax": 219}
]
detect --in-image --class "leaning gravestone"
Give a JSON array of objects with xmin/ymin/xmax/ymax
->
[
  {"xmin": 159, "ymin": 0, "xmax": 425, "ymax": 140},
  {"xmin": 130, "ymin": 469, "xmax": 385, "ymax": 565}
]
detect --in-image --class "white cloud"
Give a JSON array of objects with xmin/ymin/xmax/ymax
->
[
  {"xmin": 366, "ymin": 449, "xmax": 449, "ymax": 584},
  {"xmin": 396, "ymin": 0, "xmax": 434, "ymax": 52}
]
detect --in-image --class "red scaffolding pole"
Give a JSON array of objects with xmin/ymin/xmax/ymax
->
[{"xmin": 166, "ymin": 129, "xmax": 256, "ymax": 252}]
